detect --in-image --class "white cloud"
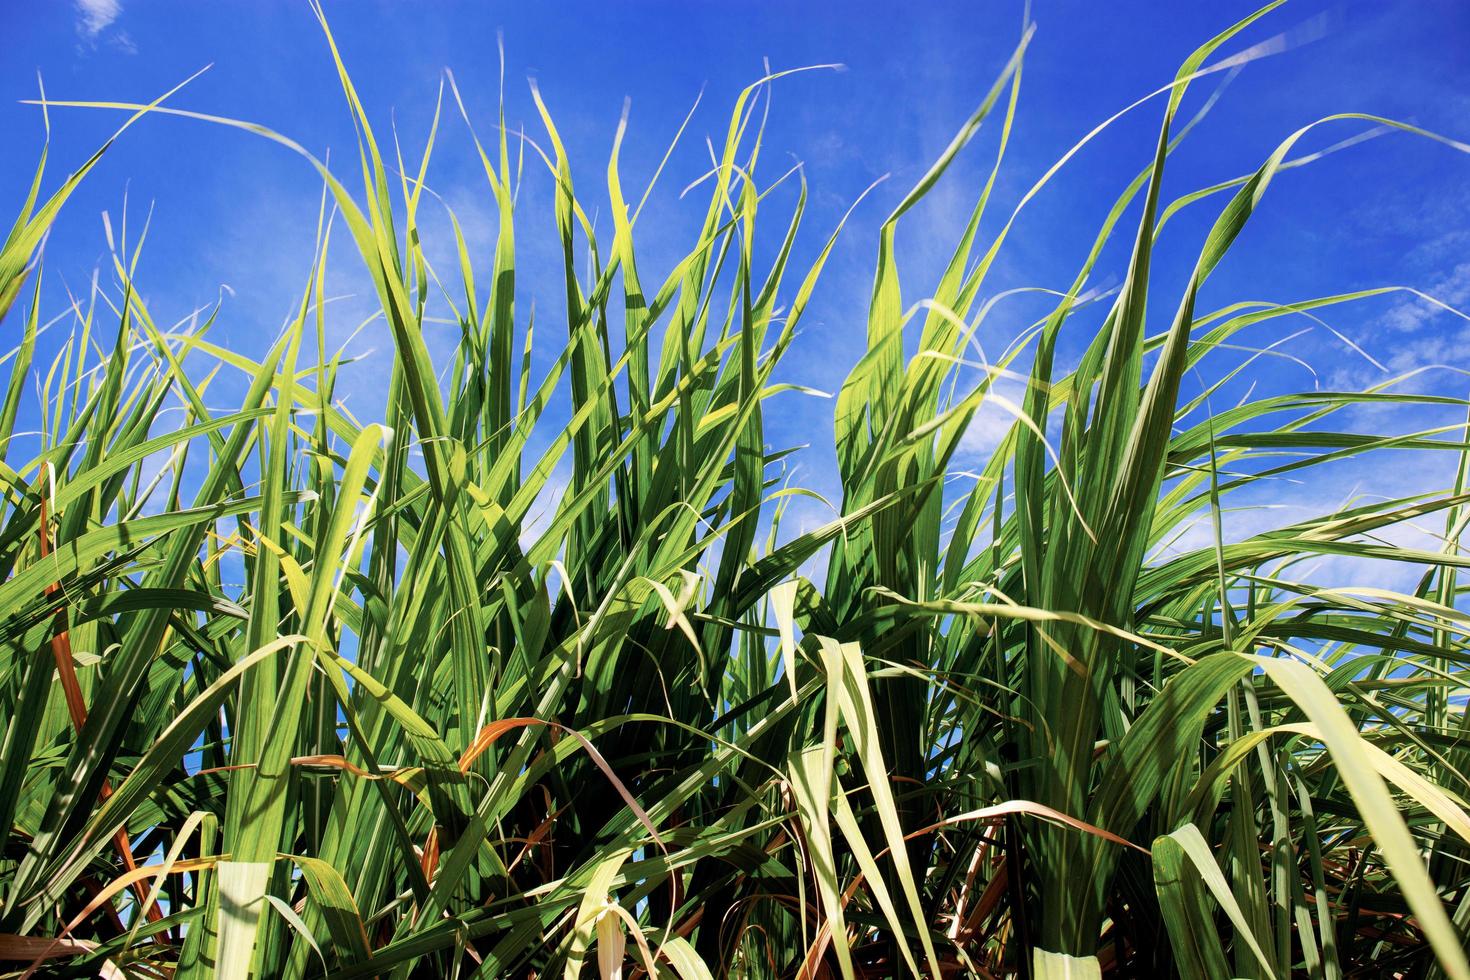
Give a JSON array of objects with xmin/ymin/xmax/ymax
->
[
  {"xmin": 955, "ymin": 377, "xmax": 1030, "ymax": 461},
  {"xmin": 1383, "ymin": 261, "xmax": 1470, "ymax": 335},
  {"xmin": 75, "ymin": 0, "xmax": 121, "ymax": 39}
]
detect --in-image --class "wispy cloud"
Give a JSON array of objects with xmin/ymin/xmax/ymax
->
[
  {"xmin": 1383, "ymin": 261, "xmax": 1470, "ymax": 335},
  {"xmin": 74, "ymin": 0, "xmax": 135, "ymax": 53},
  {"xmin": 74, "ymin": 0, "xmax": 121, "ymax": 38}
]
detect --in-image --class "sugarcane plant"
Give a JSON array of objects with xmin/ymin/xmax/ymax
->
[{"xmin": 3, "ymin": 1, "xmax": 1470, "ymax": 977}]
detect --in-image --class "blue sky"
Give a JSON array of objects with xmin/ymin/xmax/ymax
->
[{"xmin": 3, "ymin": 0, "xmax": 1469, "ymax": 578}]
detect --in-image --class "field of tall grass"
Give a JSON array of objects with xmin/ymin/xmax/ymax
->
[{"xmin": 4, "ymin": 2, "xmax": 1470, "ymax": 977}]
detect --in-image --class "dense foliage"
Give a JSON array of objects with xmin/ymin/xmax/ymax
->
[{"xmin": 4, "ymin": 3, "xmax": 1470, "ymax": 977}]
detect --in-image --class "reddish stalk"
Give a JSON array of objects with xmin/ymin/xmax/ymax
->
[{"xmin": 37, "ymin": 465, "xmax": 166, "ymax": 934}]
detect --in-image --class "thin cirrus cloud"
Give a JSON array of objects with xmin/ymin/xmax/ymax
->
[
  {"xmin": 74, "ymin": 0, "xmax": 135, "ymax": 52},
  {"xmin": 75, "ymin": 0, "xmax": 120, "ymax": 37}
]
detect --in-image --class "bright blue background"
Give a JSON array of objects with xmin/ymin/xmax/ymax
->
[{"xmin": 3, "ymin": 0, "xmax": 1468, "ymax": 577}]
